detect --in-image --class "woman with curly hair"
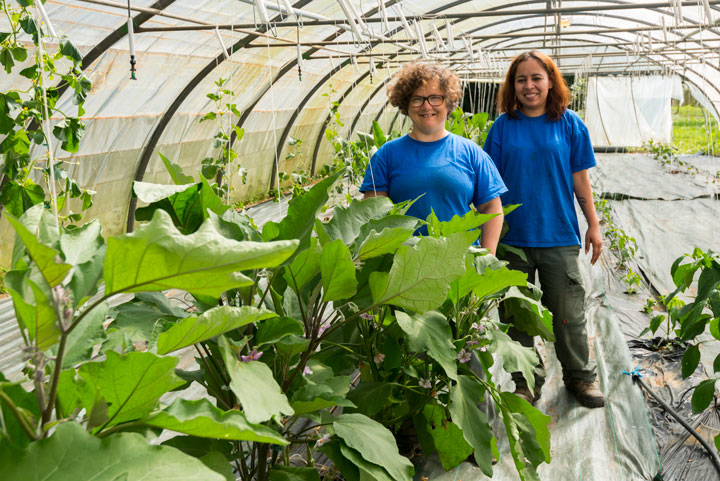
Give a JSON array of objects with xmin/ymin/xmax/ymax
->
[
  {"xmin": 483, "ymin": 50, "xmax": 605, "ymax": 408},
  {"xmin": 360, "ymin": 62, "xmax": 507, "ymax": 254}
]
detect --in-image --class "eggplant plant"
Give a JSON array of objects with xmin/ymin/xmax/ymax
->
[{"xmin": 0, "ymin": 171, "xmax": 554, "ymax": 481}]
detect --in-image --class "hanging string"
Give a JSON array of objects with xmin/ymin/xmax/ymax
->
[
  {"xmin": 265, "ymin": 29, "xmax": 282, "ymax": 214},
  {"xmin": 296, "ymin": 25, "xmax": 303, "ymax": 81},
  {"xmin": 35, "ymin": 3, "xmax": 60, "ymax": 231},
  {"xmin": 127, "ymin": 0, "xmax": 136, "ymax": 79}
]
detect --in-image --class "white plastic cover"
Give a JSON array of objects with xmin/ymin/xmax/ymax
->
[{"xmin": 585, "ymin": 76, "xmax": 674, "ymax": 147}]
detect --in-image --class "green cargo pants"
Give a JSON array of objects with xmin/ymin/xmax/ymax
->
[{"xmin": 500, "ymin": 245, "xmax": 597, "ymax": 388}]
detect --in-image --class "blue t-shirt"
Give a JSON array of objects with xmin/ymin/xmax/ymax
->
[
  {"xmin": 359, "ymin": 133, "xmax": 507, "ymax": 234},
  {"xmin": 483, "ymin": 109, "xmax": 596, "ymax": 247}
]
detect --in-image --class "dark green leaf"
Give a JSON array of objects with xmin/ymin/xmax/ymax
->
[
  {"xmin": 0, "ymin": 422, "xmax": 226, "ymax": 481},
  {"xmin": 345, "ymin": 382, "xmax": 393, "ymax": 417},
  {"xmin": 502, "ymin": 286, "xmax": 555, "ymax": 342},
  {"xmin": 448, "ymin": 375, "xmax": 495, "ymax": 476},
  {"xmin": 142, "ymin": 398, "xmax": 288, "ymax": 444},
  {"xmin": 60, "ymin": 38, "xmax": 83, "ymax": 62},
  {"xmin": 333, "ymin": 413, "xmax": 414, "ymax": 481},
  {"xmin": 691, "ymin": 378, "xmax": 718, "ymax": 414},
  {"xmin": 255, "ymin": 316, "xmax": 304, "ymax": 346},
  {"xmin": 320, "ymin": 239, "xmax": 357, "ymax": 302},
  {"xmin": 78, "ymin": 350, "xmax": 184, "ymax": 428},
  {"xmin": 419, "ymin": 404, "xmax": 473, "ymax": 471},
  {"xmin": 681, "ymin": 344, "xmax": 701, "ymax": 379},
  {"xmin": 396, "ymin": 311, "xmax": 457, "ymax": 380},
  {"xmin": 283, "ymin": 237, "xmax": 321, "ymax": 292},
  {"xmin": 0, "ymin": 180, "xmax": 45, "ymax": 217},
  {"xmin": 219, "ymin": 336, "xmax": 294, "ymax": 423},
  {"xmin": 487, "ymin": 327, "xmax": 539, "ymax": 391},
  {"xmin": 157, "ymin": 306, "xmax": 276, "ymax": 354},
  {"xmin": 158, "ymin": 152, "xmax": 194, "ymax": 185},
  {"xmin": 0, "ymin": 373, "xmax": 41, "ymax": 449}
]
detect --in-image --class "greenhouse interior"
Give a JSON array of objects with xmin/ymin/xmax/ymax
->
[{"xmin": 1, "ymin": 1, "xmax": 719, "ymax": 480}]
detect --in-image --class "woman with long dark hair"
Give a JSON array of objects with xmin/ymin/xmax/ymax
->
[{"xmin": 484, "ymin": 51, "xmax": 605, "ymax": 408}]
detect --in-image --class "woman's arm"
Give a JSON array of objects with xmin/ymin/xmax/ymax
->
[
  {"xmin": 572, "ymin": 169, "xmax": 602, "ymax": 265},
  {"xmin": 476, "ymin": 196, "xmax": 504, "ymax": 256}
]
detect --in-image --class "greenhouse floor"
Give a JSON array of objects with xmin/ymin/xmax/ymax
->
[{"xmin": 0, "ymin": 153, "xmax": 717, "ymax": 480}]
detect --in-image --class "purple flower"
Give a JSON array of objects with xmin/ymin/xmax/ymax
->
[
  {"xmin": 373, "ymin": 352, "xmax": 385, "ymax": 364},
  {"xmin": 466, "ymin": 339, "xmax": 479, "ymax": 347},
  {"xmin": 471, "ymin": 322, "xmax": 486, "ymax": 334},
  {"xmin": 318, "ymin": 321, "xmax": 330, "ymax": 336},
  {"xmin": 303, "ymin": 366, "xmax": 313, "ymax": 375},
  {"xmin": 359, "ymin": 312, "xmax": 374, "ymax": 321},
  {"xmin": 240, "ymin": 348, "xmax": 263, "ymax": 362},
  {"xmin": 419, "ymin": 378, "xmax": 432, "ymax": 389},
  {"xmin": 478, "ymin": 346, "xmax": 487, "ymax": 352},
  {"xmin": 457, "ymin": 349, "xmax": 472, "ymax": 363},
  {"xmin": 315, "ymin": 433, "xmax": 331, "ymax": 447}
]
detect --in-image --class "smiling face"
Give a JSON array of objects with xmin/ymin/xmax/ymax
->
[
  {"xmin": 407, "ymin": 79, "xmax": 449, "ymax": 141},
  {"xmin": 514, "ymin": 58, "xmax": 553, "ymax": 117}
]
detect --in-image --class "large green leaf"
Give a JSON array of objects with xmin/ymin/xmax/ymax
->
[
  {"xmin": 692, "ymin": 379, "xmax": 718, "ymax": 414},
  {"xmin": 159, "ymin": 152, "xmax": 195, "ymax": 185},
  {"xmin": 283, "ymin": 237, "xmax": 321, "ymax": 292},
  {"xmin": 502, "ymin": 286, "xmax": 555, "ymax": 342},
  {"xmin": 339, "ymin": 442, "xmax": 394, "ymax": 481},
  {"xmin": 681, "ymin": 344, "xmax": 701, "ymax": 379},
  {"xmin": 395, "ymin": 311, "xmax": 457, "ymax": 380},
  {"xmin": 370, "ymin": 231, "xmax": 476, "ymax": 313},
  {"xmin": 78, "ymin": 351, "xmax": 184, "ymax": 429},
  {"xmin": 449, "ymin": 255, "xmax": 528, "ymax": 304},
  {"xmin": 6, "ymin": 213, "xmax": 71, "ymax": 288},
  {"xmin": 255, "ymin": 316, "xmax": 304, "ymax": 346},
  {"xmin": 262, "ymin": 170, "xmax": 343, "ymax": 251},
  {"xmin": 0, "ymin": 180, "xmax": 44, "ymax": 217},
  {"xmin": 319, "ymin": 441, "xmax": 360, "ymax": 481},
  {"xmin": 333, "ymin": 413, "xmax": 414, "ymax": 481},
  {"xmin": 7, "ymin": 278, "xmax": 59, "ymax": 350},
  {"xmin": 157, "ymin": 306, "xmax": 277, "ymax": 354},
  {"xmin": 134, "ymin": 179, "xmax": 229, "ymax": 235},
  {"xmin": 68, "ymin": 245, "xmax": 106, "ymax": 308},
  {"xmin": 219, "ymin": 336, "xmax": 294, "ymax": 423},
  {"xmin": 320, "ymin": 239, "xmax": 357, "ymax": 302},
  {"xmin": 356, "ymin": 227, "xmax": 414, "ymax": 260},
  {"xmin": 0, "ymin": 422, "xmax": 225, "ymax": 481},
  {"xmin": 345, "ymin": 381, "xmax": 393, "ymax": 417},
  {"xmin": 419, "ymin": 404, "xmax": 473, "ymax": 471},
  {"xmin": 290, "ymin": 376, "xmax": 355, "ymax": 415},
  {"xmin": 497, "ymin": 392, "xmax": 551, "ymax": 481},
  {"xmin": 487, "ymin": 328, "xmax": 539, "ymax": 391},
  {"xmin": 105, "ymin": 210, "xmax": 298, "ymax": 297},
  {"xmin": 355, "ymin": 215, "xmax": 421, "ymax": 248},
  {"xmin": 427, "ymin": 209, "xmax": 498, "ymax": 238},
  {"xmin": 142, "ymin": 398, "xmax": 288, "ymax": 444},
  {"xmin": 325, "ymin": 196, "xmax": 395, "ymax": 245},
  {"xmin": 499, "ymin": 392, "xmax": 551, "ymax": 465},
  {"xmin": 59, "ymin": 219, "xmax": 104, "ymax": 266},
  {"xmin": 448, "ymin": 375, "xmax": 496, "ymax": 476}
]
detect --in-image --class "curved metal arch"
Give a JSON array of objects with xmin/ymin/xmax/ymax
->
[
  {"xmin": 126, "ymin": 0, "xmax": 316, "ymax": 231},
  {"xmin": 348, "ymin": 77, "xmax": 394, "ymax": 140},
  {"xmin": 482, "ymin": 31, "xmax": 720, "ymax": 120}
]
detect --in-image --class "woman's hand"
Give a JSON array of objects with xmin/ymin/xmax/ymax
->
[{"xmin": 585, "ymin": 223, "xmax": 602, "ymax": 265}]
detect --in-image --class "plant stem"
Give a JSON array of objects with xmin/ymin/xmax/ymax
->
[
  {"xmin": 257, "ymin": 443, "xmax": 268, "ymax": 481},
  {"xmin": 194, "ymin": 345, "xmax": 232, "ymax": 409},
  {"xmin": 41, "ymin": 333, "xmax": 67, "ymax": 430},
  {"xmin": 0, "ymin": 391, "xmax": 38, "ymax": 441}
]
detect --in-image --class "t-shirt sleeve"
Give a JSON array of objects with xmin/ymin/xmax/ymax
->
[
  {"xmin": 359, "ymin": 147, "xmax": 389, "ymax": 193},
  {"xmin": 569, "ymin": 112, "xmax": 597, "ymax": 173},
  {"xmin": 472, "ymin": 148, "xmax": 508, "ymax": 206}
]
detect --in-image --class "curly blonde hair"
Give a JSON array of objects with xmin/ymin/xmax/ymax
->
[{"xmin": 387, "ymin": 62, "xmax": 462, "ymax": 116}]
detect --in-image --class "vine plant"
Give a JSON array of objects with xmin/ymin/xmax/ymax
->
[{"xmin": 0, "ymin": 0, "xmax": 93, "ymax": 221}]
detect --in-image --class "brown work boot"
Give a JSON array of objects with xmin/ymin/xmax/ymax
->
[
  {"xmin": 566, "ymin": 379, "xmax": 605, "ymax": 408},
  {"xmin": 513, "ymin": 384, "xmax": 541, "ymax": 405}
]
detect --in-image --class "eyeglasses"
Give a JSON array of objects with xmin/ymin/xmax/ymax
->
[{"xmin": 409, "ymin": 95, "xmax": 445, "ymax": 107}]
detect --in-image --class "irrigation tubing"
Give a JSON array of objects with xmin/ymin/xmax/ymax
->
[{"xmin": 627, "ymin": 371, "xmax": 720, "ymax": 477}]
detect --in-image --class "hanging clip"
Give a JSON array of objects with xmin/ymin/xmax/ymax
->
[
  {"xmin": 621, "ymin": 367, "xmax": 644, "ymax": 378},
  {"xmin": 127, "ymin": 17, "xmax": 137, "ymax": 80}
]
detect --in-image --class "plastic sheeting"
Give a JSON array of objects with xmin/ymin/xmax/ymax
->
[{"xmin": 585, "ymin": 76, "xmax": 675, "ymax": 148}]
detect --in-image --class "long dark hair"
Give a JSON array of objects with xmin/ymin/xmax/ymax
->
[{"xmin": 497, "ymin": 50, "xmax": 571, "ymax": 121}]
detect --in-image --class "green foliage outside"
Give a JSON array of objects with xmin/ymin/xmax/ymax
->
[{"xmin": 671, "ymin": 104, "xmax": 720, "ymax": 155}]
